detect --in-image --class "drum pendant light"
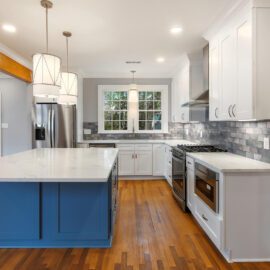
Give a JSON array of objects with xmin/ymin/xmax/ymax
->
[
  {"xmin": 32, "ymin": 0, "xmax": 61, "ymax": 98},
  {"xmin": 128, "ymin": 70, "xmax": 138, "ymax": 103},
  {"xmin": 58, "ymin": 31, "xmax": 78, "ymax": 105}
]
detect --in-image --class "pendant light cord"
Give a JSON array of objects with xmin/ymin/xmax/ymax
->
[
  {"xmin": 66, "ymin": 36, "xmax": 69, "ymax": 73},
  {"xmin": 46, "ymin": 6, "xmax": 49, "ymax": 52}
]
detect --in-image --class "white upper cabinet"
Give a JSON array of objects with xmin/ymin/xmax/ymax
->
[
  {"xmin": 209, "ymin": 40, "xmax": 220, "ymax": 120},
  {"xmin": 206, "ymin": 0, "xmax": 270, "ymax": 121},
  {"xmin": 219, "ymin": 28, "xmax": 237, "ymax": 120}
]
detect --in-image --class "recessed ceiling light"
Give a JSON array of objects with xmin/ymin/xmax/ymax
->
[
  {"xmin": 170, "ymin": 26, "xmax": 183, "ymax": 35},
  {"xmin": 157, "ymin": 57, "xmax": 165, "ymax": 63},
  {"xmin": 2, "ymin": 24, "xmax": 16, "ymax": 33}
]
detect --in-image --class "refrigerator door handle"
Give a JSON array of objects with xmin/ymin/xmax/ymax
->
[
  {"xmin": 51, "ymin": 109, "xmax": 55, "ymax": 148},
  {"xmin": 48, "ymin": 109, "xmax": 52, "ymax": 148}
]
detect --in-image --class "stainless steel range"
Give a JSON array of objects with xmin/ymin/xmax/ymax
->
[{"xmin": 172, "ymin": 144, "xmax": 226, "ymax": 212}]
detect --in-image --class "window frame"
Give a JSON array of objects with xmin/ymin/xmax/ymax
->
[
  {"xmin": 98, "ymin": 85, "xmax": 168, "ymax": 134},
  {"xmin": 98, "ymin": 85, "xmax": 132, "ymax": 134},
  {"xmin": 135, "ymin": 85, "xmax": 168, "ymax": 134}
]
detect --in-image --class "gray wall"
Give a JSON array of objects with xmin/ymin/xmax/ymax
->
[
  {"xmin": 0, "ymin": 78, "xmax": 32, "ymax": 156},
  {"xmin": 83, "ymin": 78, "xmax": 172, "ymax": 122}
]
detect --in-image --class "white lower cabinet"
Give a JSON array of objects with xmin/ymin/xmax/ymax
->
[
  {"xmin": 194, "ymin": 196, "xmax": 221, "ymax": 249},
  {"xmin": 118, "ymin": 144, "xmax": 153, "ymax": 176},
  {"xmin": 152, "ymin": 144, "xmax": 165, "ymax": 176},
  {"xmin": 118, "ymin": 150, "xmax": 134, "ymax": 175},
  {"xmin": 186, "ymin": 157, "xmax": 195, "ymax": 213},
  {"xmin": 117, "ymin": 143, "xmax": 171, "ymax": 179},
  {"xmin": 134, "ymin": 150, "xmax": 152, "ymax": 175},
  {"xmin": 164, "ymin": 145, "xmax": 172, "ymax": 186}
]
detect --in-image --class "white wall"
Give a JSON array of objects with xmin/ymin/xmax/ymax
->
[{"xmin": 0, "ymin": 77, "xmax": 32, "ymax": 156}]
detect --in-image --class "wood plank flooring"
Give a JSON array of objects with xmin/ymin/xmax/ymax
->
[{"xmin": 0, "ymin": 180, "xmax": 270, "ymax": 270}]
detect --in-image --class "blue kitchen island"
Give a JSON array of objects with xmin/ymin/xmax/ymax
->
[{"xmin": 0, "ymin": 148, "xmax": 118, "ymax": 248}]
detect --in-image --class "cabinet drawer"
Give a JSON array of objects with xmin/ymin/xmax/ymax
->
[
  {"xmin": 186, "ymin": 157, "xmax": 194, "ymax": 170},
  {"xmin": 134, "ymin": 144, "xmax": 152, "ymax": 151},
  {"xmin": 117, "ymin": 144, "xmax": 134, "ymax": 151},
  {"xmin": 194, "ymin": 196, "xmax": 221, "ymax": 248}
]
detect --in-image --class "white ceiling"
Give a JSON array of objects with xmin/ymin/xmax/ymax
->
[{"xmin": 0, "ymin": 0, "xmax": 236, "ymax": 78}]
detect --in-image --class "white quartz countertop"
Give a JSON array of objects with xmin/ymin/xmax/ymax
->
[
  {"xmin": 187, "ymin": 152, "xmax": 270, "ymax": 173},
  {"xmin": 78, "ymin": 139, "xmax": 195, "ymax": 147},
  {"xmin": 0, "ymin": 148, "xmax": 118, "ymax": 182}
]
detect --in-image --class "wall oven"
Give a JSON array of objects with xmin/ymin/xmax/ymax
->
[{"xmin": 195, "ymin": 163, "xmax": 219, "ymax": 213}]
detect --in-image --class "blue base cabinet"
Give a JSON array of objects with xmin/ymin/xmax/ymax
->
[{"xmin": 0, "ymin": 160, "xmax": 118, "ymax": 248}]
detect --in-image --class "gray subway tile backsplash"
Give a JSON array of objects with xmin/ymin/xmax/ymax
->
[{"xmin": 83, "ymin": 120, "xmax": 270, "ymax": 163}]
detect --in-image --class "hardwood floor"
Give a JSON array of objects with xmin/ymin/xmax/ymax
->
[{"xmin": 0, "ymin": 180, "xmax": 270, "ymax": 270}]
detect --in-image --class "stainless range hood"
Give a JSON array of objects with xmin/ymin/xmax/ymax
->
[
  {"xmin": 181, "ymin": 89, "xmax": 209, "ymax": 108},
  {"xmin": 181, "ymin": 44, "xmax": 209, "ymax": 109}
]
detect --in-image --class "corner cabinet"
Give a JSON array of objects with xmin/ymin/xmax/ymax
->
[
  {"xmin": 171, "ymin": 54, "xmax": 205, "ymax": 123},
  {"xmin": 207, "ymin": 1, "xmax": 270, "ymax": 121}
]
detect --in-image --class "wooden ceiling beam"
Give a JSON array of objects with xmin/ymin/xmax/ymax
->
[{"xmin": 0, "ymin": 52, "xmax": 32, "ymax": 83}]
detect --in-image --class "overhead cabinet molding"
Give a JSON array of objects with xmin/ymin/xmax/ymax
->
[{"xmin": 205, "ymin": 0, "xmax": 270, "ymax": 121}]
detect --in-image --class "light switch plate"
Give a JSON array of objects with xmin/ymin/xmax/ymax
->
[
  {"xmin": 185, "ymin": 129, "xmax": 189, "ymax": 136},
  {"xmin": 1, "ymin": 123, "xmax": 8, "ymax": 129},
  {"xmin": 200, "ymin": 130, "xmax": 203, "ymax": 138},
  {"xmin": 264, "ymin": 137, "xmax": 269, "ymax": 150},
  {"xmin": 83, "ymin": 128, "xmax": 92, "ymax": 135}
]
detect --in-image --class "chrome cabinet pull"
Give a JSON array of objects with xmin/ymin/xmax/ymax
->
[
  {"xmin": 228, "ymin": 105, "xmax": 232, "ymax": 118},
  {"xmin": 202, "ymin": 214, "xmax": 208, "ymax": 222},
  {"xmin": 214, "ymin": 107, "xmax": 218, "ymax": 119},
  {"xmin": 232, "ymin": 104, "xmax": 236, "ymax": 117}
]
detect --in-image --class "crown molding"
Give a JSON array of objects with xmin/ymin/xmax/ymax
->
[{"xmin": 203, "ymin": 0, "xmax": 250, "ymax": 41}]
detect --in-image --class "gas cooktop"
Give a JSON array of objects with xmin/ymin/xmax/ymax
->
[{"xmin": 176, "ymin": 144, "xmax": 227, "ymax": 153}]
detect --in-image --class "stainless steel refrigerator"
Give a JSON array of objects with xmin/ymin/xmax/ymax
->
[{"xmin": 32, "ymin": 103, "xmax": 76, "ymax": 148}]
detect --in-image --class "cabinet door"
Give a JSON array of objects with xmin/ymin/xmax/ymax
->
[
  {"xmin": 209, "ymin": 40, "xmax": 221, "ymax": 121},
  {"xmin": 171, "ymin": 76, "xmax": 182, "ymax": 122},
  {"xmin": 153, "ymin": 144, "xmax": 165, "ymax": 176},
  {"xmin": 0, "ymin": 183, "xmax": 40, "ymax": 241},
  {"xmin": 187, "ymin": 168, "xmax": 195, "ymax": 213},
  {"xmin": 164, "ymin": 146, "xmax": 172, "ymax": 185},
  {"xmin": 180, "ymin": 66, "xmax": 190, "ymax": 104},
  {"xmin": 220, "ymin": 29, "xmax": 237, "ymax": 120},
  {"xmin": 118, "ymin": 150, "xmax": 134, "ymax": 176},
  {"xmin": 134, "ymin": 150, "xmax": 153, "ymax": 176},
  {"xmin": 236, "ymin": 16, "xmax": 252, "ymax": 120},
  {"xmin": 180, "ymin": 107, "xmax": 190, "ymax": 123}
]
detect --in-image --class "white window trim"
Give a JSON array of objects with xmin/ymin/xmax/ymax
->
[
  {"xmin": 98, "ymin": 85, "xmax": 131, "ymax": 134},
  {"xmin": 98, "ymin": 85, "xmax": 169, "ymax": 134}
]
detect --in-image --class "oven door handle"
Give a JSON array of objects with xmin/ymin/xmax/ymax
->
[{"xmin": 172, "ymin": 155, "xmax": 184, "ymax": 162}]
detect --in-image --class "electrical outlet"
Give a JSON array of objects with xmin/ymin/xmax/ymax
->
[
  {"xmin": 264, "ymin": 137, "xmax": 269, "ymax": 150},
  {"xmin": 200, "ymin": 130, "xmax": 203, "ymax": 138},
  {"xmin": 185, "ymin": 129, "xmax": 189, "ymax": 136},
  {"xmin": 83, "ymin": 129, "xmax": 92, "ymax": 135}
]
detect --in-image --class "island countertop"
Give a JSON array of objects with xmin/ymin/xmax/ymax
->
[{"xmin": 0, "ymin": 148, "xmax": 118, "ymax": 182}]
